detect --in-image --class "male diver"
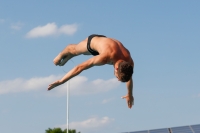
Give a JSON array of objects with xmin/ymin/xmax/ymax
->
[{"xmin": 48, "ymin": 34, "xmax": 134, "ymax": 108}]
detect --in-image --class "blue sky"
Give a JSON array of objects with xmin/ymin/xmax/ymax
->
[{"xmin": 0, "ymin": 1, "xmax": 200, "ymax": 133}]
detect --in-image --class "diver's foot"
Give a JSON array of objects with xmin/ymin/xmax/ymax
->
[
  {"xmin": 59, "ymin": 56, "xmax": 68, "ymax": 66},
  {"xmin": 53, "ymin": 53, "xmax": 63, "ymax": 66}
]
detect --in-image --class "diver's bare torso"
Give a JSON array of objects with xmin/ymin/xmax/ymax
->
[{"xmin": 85, "ymin": 36, "xmax": 134, "ymax": 66}]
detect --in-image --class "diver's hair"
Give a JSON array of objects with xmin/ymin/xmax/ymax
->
[{"xmin": 117, "ymin": 61, "xmax": 133, "ymax": 82}]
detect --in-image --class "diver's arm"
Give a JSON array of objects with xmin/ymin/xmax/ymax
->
[{"xmin": 48, "ymin": 55, "xmax": 107, "ymax": 90}]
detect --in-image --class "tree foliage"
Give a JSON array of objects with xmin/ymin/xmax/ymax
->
[{"xmin": 45, "ymin": 127, "xmax": 80, "ymax": 133}]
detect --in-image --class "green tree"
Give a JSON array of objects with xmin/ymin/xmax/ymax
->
[
  {"xmin": 45, "ymin": 128, "xmax": 53, "ymax": 133},
  {"xmin": 45, "ymin": 127, "xmax": 80, "ymax": 133}
]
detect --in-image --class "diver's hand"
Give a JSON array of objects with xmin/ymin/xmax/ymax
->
[
  {"xmin": 48, "ymin": 80, "xmax": 62, "ymax": 91},
  {"xmin": 122, "ymin": 95, "xmax": 134, "ymax": 109}
]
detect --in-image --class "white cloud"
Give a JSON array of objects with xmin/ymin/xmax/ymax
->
[
  {"xmin": 26, "ymin": 22, "xmax": 78, "ymax": 38},
  {"xmin": 10, "ymin": 22, "xmax": 23, "ymax": 30},
  {"xmin": 54, "ymin": 76, "xmax": 120, "ymax": 96},
  {"xmin": 0, "ymin": 75, "xmax": 120, "ymax": 96},
  {"xmin": 58, "ymin": 116, "xmax": 114, "ymax": 132},
  {"xmin": 0, "ymin": 75, "xmax": 62, "ymax": 94},
  {"xmin": 59, "ymin": 24, "xmax": 78, "ymax": 35}
]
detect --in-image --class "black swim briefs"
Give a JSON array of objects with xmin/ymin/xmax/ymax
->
[{"xmin": 87, "ymin": 34, "xmax": 106, "ymax": 56}]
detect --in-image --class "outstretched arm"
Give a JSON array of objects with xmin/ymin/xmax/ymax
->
[
  {"xmin": 122, "ymin": 77, "xmax": 134, "ymax": 109},
  {"xmin": 122, "ymin": 57, "xmax": 134, "ymax": 109},
  {"xmin": 127, "ymin": 77, "xmax": 133, "ymax": 97},
  {"xmin": 48, "ymin": 55, "xmax": 107, "ymax": 90}
]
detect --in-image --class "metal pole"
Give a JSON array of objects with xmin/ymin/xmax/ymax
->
[{"xmin": 67, "ymin": 81, "xmax": 69, "ymax": 133}]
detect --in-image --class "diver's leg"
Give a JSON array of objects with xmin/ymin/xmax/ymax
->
[
  {"xmin": 53, "ymin": 38, "xmax": 91, "ymax": 66},
  {"xmin": 53, "ymin": 44, "xmax": 77, "ymax": 66}
]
